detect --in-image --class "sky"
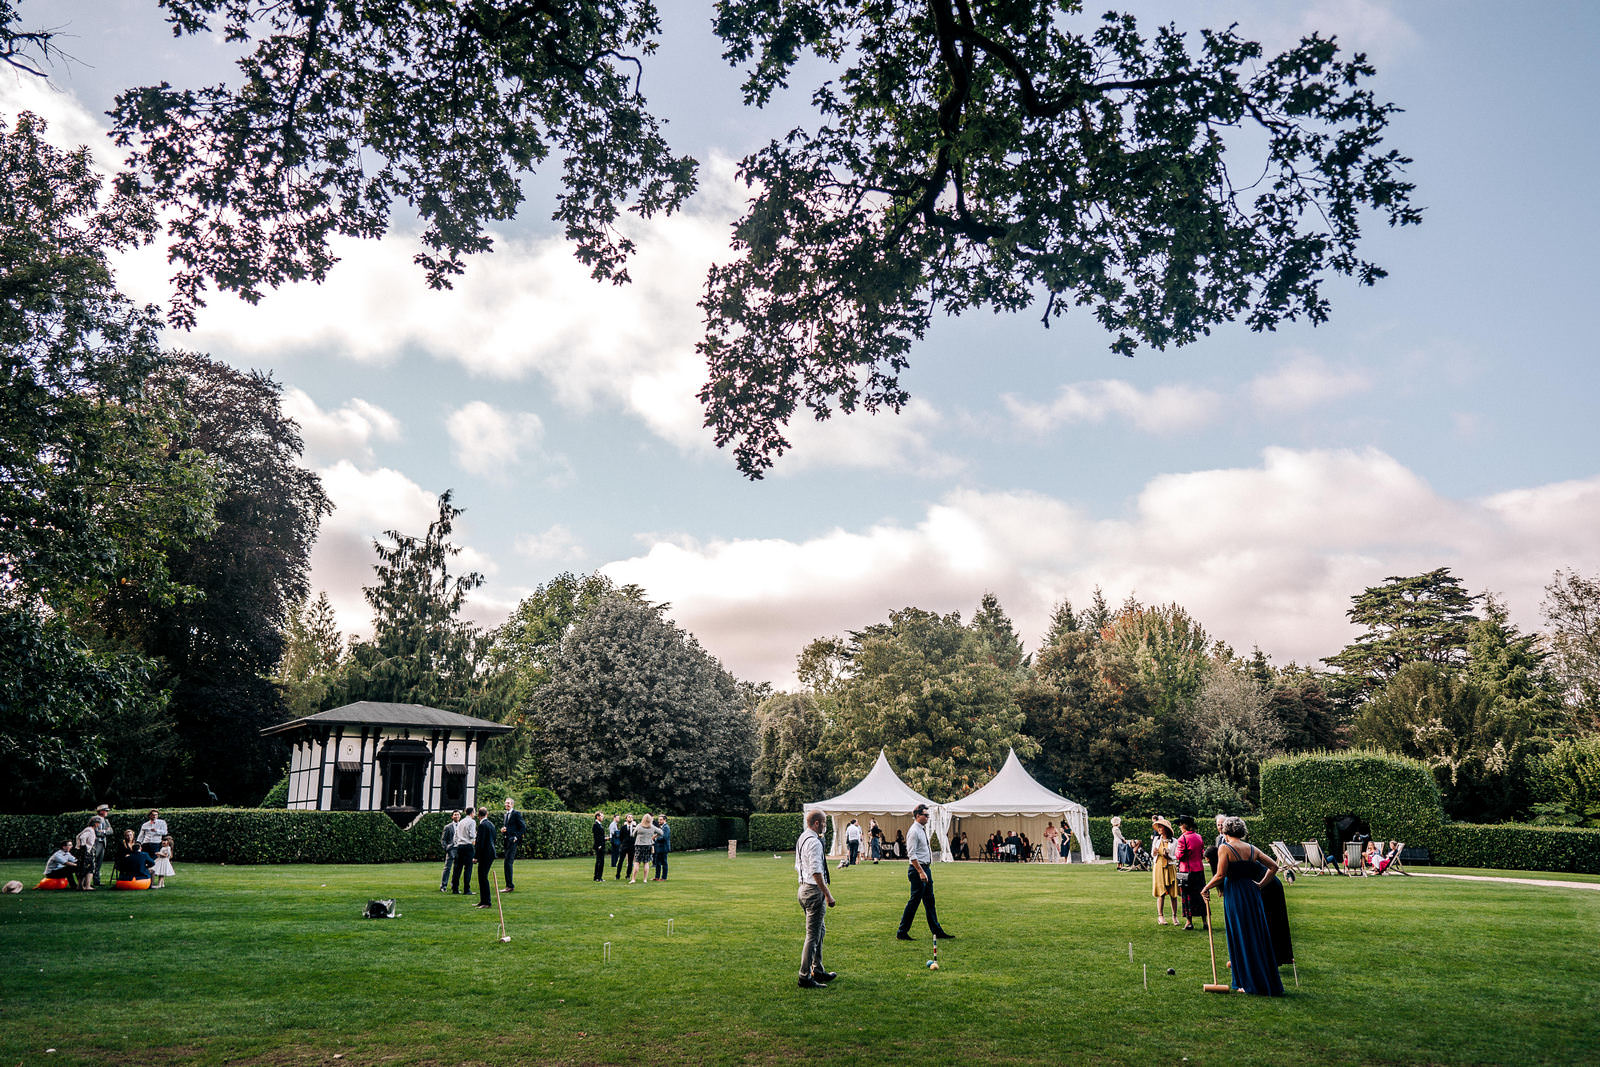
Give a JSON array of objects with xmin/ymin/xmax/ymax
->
[{"xmin": 7, "ymin": 0, "xmax": 1600, "ymax": 687}]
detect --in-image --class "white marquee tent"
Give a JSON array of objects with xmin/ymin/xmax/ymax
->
[
  {"xmin": 804, "ymin": 750, "xmax": 944, "ymax": 861},
  {"xmin": 942, "ymin": 749, "xmax": 1096, "ymax": 862}
]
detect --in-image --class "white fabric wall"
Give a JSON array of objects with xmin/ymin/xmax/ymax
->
[
  {"xmin": 950, "ymin": 813, "xmax": 1094, "ymax": 860},
  {"xmin": 823, "ymin": 812, "xmax": 922, "ymax": 859}
]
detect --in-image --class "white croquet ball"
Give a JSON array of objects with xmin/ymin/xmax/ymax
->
[{"xmin": 927, "ymin": 961, "xmax": 939, "ymax": 970}]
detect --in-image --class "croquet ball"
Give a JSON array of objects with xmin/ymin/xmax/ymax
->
[
  {"xmin": 1166, "ymin": 968, "xmax": 1175, "ymax": 975},
  {"xmin": 927, "ymin": 961, "xmax": 939, "ymax": 970}
]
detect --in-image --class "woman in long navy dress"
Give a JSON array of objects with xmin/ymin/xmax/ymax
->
[{"xmin": 1202, "ymin": 817, "xmax": 1284, "ymax": 996}]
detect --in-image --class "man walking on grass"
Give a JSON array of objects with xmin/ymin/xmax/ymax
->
[
  {"xmin": 593, "ymin": 812, "xmax": 607, "ymax": 881},
  {"xmin": 795, "ymin": 810, "xmax": 836, "ymax": 989},
  {"xmin": 896, "ymin": 804, "xmax": 954, "ymax": 942}
]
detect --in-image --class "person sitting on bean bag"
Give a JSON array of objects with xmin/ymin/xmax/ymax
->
[
  {"xmin": 37, "ymin": 841, "xmax": 80, "ymax": 889},
  {"xmin": 114, "ymin": 844, "xmax": 154, "ymax": 889}
]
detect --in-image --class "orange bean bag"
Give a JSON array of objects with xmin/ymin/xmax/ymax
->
[
  {"xmin": 35, "ymin": 878, "xmax": 72, "ymax": 891},
  {"xmin": 113, "ymin": 879, "xmax": 152, "ymax": 890}
]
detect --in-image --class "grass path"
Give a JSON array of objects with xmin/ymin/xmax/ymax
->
[{"xmin": 2, "ymin": 853, "xmax": 1597, "ymax": 1065}]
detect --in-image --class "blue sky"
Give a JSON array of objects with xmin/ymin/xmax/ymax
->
[{"xmin": 9, "ymin": 0, "xmax": 1600, "ymax": 684}]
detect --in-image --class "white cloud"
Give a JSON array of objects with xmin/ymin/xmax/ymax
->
[
  {"xmin": 1248, "ymin": 353, "xmax": 1373, "ymax": 413},
  {"xmin": 446, "ymin": 401, "xmax": 547, "ymax": 480},
  {"xmin": 0, "ymin": 72, "xmax": 122, "ymax": 172},
  {"xmin": 280, "ymin": 388, "xmax": 400, "ymax": 465},
  {"xmin": 1003, "ymin": 380, "xmax": 1224, "ymax": 434},
  {"xmin": 515, "ymin": 524, "xmax": 587, "ymax": 564},
  {"xmin": 778, "ymin": 400, "xmax": 961, "ymax": 478},
  {"xmin": 602, "ymin": 448, "xmax": 1600, "ymax": 687}
]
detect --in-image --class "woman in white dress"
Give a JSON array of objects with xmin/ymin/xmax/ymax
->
[{"xmin": 1043, "ymin": 822, "xmax": 1059, "ymax": 863}]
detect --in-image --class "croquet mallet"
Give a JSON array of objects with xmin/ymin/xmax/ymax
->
[{"xmin": 1201, "ymin": 892, "xmax": 1230, "ymax": 993}]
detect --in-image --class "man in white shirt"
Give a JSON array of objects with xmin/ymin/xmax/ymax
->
[
  {"xmin": 136, "ymin": 809, "xmax": 168, "ymax": 858},
  {"xmin": 451, "ymin": 807, "xmax": 477, "ymax": 894},
  {"xmin": 896, "ymin": 804, "xmax": 954, "ymax": 941},
  {"xmin": 844, "ymin": 819, "xmax": 862, "ymax": 866},
  {"xmin": 794, "ymin": 810, "xmax": 836, "ymax": 988}
]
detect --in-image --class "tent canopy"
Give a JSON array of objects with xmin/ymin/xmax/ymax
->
[
  {"xmin": 943, "ymin": 749, "xmax": 1095, "ymax": 862},
  {"xmin": 805, "ymin": 750, "xmax": 938, "ymax": 859}
]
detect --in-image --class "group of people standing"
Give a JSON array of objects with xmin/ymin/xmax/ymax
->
[
  {"xmin": 593, "ymin": 812, "xmax": 671, "ymax": 883},
  {"xmin": 438, "ymin": 798, "xmax": 526, "ymax": 908},
  {"xmin": 1150, "ymin": 813, "xmax": 1294, "ymax": 997},
  {"xmin": 44, "ymin": 807, "xmax": 176, "ymax": 891}
]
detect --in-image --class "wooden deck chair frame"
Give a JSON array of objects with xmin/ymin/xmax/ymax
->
[
  {"xmin": 1270, "ymin": 840, "xmax": 1305, "ymax": 878},
  {"xmin": 1382, "ymin": 841, "xmax": 1407, "ymax": 875},
  {"xmin": 1300, "ymin": 840, "xmax": 1331, "ymax": 875}
]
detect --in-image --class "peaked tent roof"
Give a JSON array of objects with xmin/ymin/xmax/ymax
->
[
  {"xmin": 943, "ymin": 748, "xmax": 1087, "ymax": 816},
  {"xmin": 805, "ymin": 750, "xmax": 935, "ymax": 815},
  {"xmin": 261, "ymin": 701, "xmax": 514, "ymax": 737}
]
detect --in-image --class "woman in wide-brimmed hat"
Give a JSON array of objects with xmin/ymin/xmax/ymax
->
[{"xmin": 1150, "ymin": 817, "xmax": 1180, "ymax": 924}]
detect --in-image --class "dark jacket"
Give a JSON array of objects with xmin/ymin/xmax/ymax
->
[
  {"xmin": 592, "ymin": 819, "xmax": 606, "ymax": 850},
  {"xmin": 654, "ymin": 823, "xmax": 671, "ymax": 854},
  {"xmin": 503, "ymin": 808, "xmax": 525, "ymax": 846},
  {"xmin": 475, "ymin": 818, "xmax": 497, "ymax": 862}
]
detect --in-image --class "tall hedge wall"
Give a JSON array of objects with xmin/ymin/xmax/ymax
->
[
  {"xmin": 0, "ymin": 809, "xmax": 743, "ymax": 865},
  {"xmin": 1257, "ymin": 750, "xmax": 1446, "ymax": 847}
]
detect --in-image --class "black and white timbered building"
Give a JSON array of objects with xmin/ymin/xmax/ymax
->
[{"xmin": 261, "ymin": 702, "xmax": 513, "ymax": 825}]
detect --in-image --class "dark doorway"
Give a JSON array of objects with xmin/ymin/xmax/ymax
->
[
  {"xmin": 378, "ymin": 740, "xmax": 432, "ymax": 827},
  {"xmin": 332, "ymin": 762, "xmax": 363, "ymax": 811}
]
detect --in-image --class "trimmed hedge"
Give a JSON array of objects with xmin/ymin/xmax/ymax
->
[
  {"xmin": 1257, "ymin": 750, "xmax": 1446, "ymax": 848},
  {"xmin": 1429, "ymin": 822, "xmax": 1600, "ymax": 875},
  {"xmin": 749, "ymin": 813, "xmax": 804, "ymax": 852},
  {"xmin": 0, "ymin": 808, "xmax": 746, "ymax": 865}
]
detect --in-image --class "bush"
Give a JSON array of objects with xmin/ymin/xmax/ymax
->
[
  {"xmin": 1256, "ymin": 750, "xmax": 1445, "ymax": 848},
  {"xmin": 258, "ymin": 775, "xmax": 289, "ymax": 808}
]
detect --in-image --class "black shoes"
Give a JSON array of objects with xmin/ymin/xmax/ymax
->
[
  {"xmin": 933, "ymin": 931, "xmax": 955, "ymax": 939},
  {"xmin": 811, "ymin": 970, "xmax": 837, "ymax": 983},
  {"xmin": 895, "ymin": 932, "xmax": 914, "ymax": 940},
  {"xmin": 797, "ymin": 975, "xmax": 825, "ymax": 989}
]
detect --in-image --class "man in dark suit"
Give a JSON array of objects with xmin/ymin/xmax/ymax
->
[
  {"xmin": 501, "ymin": 797, "xmax": 526, "ymax": 892},
  {"xmin": 474, "ymin": 807, "xmax": 497, "ymax": 908},
  {"xmin": 592, "ymin": 812, "xmax": 607, "ymax": 881}
]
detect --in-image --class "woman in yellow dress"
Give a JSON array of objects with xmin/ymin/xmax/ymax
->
[{"xmin": 1150, "ymin": 817, "xmax": 1180, "ymax": 924}]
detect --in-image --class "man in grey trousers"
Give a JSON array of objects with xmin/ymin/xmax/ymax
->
[{"xmin": 795, "ymin": 810, "xmax": 836, "ymax": 989}]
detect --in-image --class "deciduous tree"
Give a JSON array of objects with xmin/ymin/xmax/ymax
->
[
  {"xmin": 750, "ymin": 691, "xmax": 832, "ymax": 812},
  {"xmin": 823, "ymin": 606, "xmax": 1033, "ymax": 801},
  {"xmin": 529, "ymin": 594, "xmax": 755, "ymax": 812}
]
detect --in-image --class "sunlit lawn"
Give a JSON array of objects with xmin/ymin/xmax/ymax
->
[{"xmin": 2, "ymin": 851, "xmax": 1597, "ymax": 1065}]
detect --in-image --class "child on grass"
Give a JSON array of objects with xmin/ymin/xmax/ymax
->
[{"xmin": 151, "ymin": 835, "xmax": 175, "ymax": 888}]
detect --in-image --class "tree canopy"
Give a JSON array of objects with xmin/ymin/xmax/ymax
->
[
  {"xmin": 528, "ymin": 594, "xmax": 755, "ymax": 813},
  {"xmin": 2, "ymin": 2, "xmax": 1417, "ymax": 476}
]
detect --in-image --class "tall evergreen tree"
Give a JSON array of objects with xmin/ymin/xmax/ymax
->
[
  {"xmin": 970, "ymin": 591, "xmax": 1027, "ymax": 672},
  {"xmin": 336, "ymin": 492, "xmax": 502, "ymax": 718},
  {"xmin": 1323, "ymin": 568, "xmax": 1478, "ymax": 701}
]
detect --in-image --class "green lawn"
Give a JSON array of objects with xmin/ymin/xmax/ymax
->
[{"xmin": 2, "ymin": 852, "xmax": 1597, "ymax": 1065}]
